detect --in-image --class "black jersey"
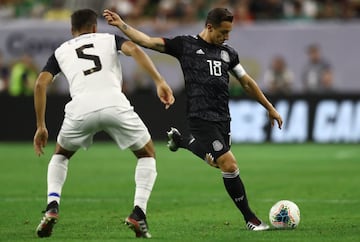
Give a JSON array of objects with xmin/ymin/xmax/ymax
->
[{"xmin": 163, "ymin": 35, "xmax": 240, "ymax": 122}]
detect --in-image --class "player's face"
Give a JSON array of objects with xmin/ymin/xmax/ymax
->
[{"xmin": 210, "ymin": 21, "xmax": 232, "ymax": 45}]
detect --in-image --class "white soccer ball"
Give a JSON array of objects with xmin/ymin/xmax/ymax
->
[{"xmin": 269, "ymin": 200, "xmax": 300, "ymax": 229}]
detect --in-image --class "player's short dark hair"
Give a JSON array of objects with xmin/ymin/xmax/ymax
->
[
  {"xmin": 71, "ymin": 9, "xmax": 98, "ymax": 31},
  {"xmin": 205, "ymin": 8, "xmax": 233, "ymax": 27}
]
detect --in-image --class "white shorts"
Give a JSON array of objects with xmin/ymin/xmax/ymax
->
[{"xmin": 57, "ymin": 106, "xmax": 151, "ymax": 151}]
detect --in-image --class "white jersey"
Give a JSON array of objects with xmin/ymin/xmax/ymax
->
[{"xmin": 44, "ymin": 33, "xmax": 131, "ymax": 118}]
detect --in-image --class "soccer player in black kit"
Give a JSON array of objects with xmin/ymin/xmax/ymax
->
[{"xmin": 104, "ymin": 8, "xmax": 283, "ymax": 231}]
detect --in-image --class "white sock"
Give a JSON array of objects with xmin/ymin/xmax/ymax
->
[
  {"xmin": 134, "ymin": 157, "xmax": 157, "ymax": 214},
  {"xmin": 47, "ymin": 154, "xmax": 69, "ymax": 204}
]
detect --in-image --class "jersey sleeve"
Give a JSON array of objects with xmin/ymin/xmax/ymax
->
[
  {"xmin": 115, "ymin": 35, "xmax": 129, "ymax": 51},
  {"xmin": 42, "ymin": 53, "xmax": 61, "ymax": 76},
  {"xmin": 229, "ymin": 49, "xmax": 240, "ymax": 69},
  {"xmin": 229, "ymin": 50, "xmax": 247, "ymax": 79},
  {"xmin": 163, "ymin": 36, "xmax": 183, "ymax": 58}
]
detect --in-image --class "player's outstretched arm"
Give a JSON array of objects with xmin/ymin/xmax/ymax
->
[
  {"xmin": 33, "ymin": 72, "xmax": 53, "ymax": 156},
  {"xmin": 239, "ymin": 74, "xmax": 283, "ymax": 129},
  {"xmin": 103, "ymin": 9, "xmax": 165, "ymax": 52},
  {"xmin": 121, "ymin": 41, "xmax": 175, "ymax": 109}
]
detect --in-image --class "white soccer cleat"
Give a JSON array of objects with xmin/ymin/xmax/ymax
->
[
  {"xmin": 166, "ymin": 127, "xmax": 182, "ymax": 152},
  {"xmin": 246, "ymin": 220, "xmax": 270, "ymax": 231}
]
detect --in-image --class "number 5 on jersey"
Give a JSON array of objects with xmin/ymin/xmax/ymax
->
[{"xmin": 76, "ymin": 44, "xmax": 102, "ymax": 75}]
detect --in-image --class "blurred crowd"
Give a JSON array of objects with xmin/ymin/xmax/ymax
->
[
  {"xmin": 0, "ymin": 43, "xmax": 335, "ymax": 97},
  {"xmin": 0, "ymin": 0, "xmax": 353, "ymax": 96},
  {"xmin": 1, "ymin": 0, "xmax": 360, "ymax": 24},
  {"xmin": 261, "ymin": 44, "xmax": 334, "ymax": 96}
]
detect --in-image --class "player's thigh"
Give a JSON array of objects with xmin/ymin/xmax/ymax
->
[
  {"xmin": 57, "ymin": 113, "xmax": 99, "ymax": 151},
  {"xmin": 101, "ymin": 107, "xmax": 151, "ymax": 151},
  {"xmin": 189, "ymin": 118, "xmax": 230, "ymax": 159}
]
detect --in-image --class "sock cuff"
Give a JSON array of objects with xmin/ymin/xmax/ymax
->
[
  {"xmin": 222, "ymin": 169, "xmax": 240, "ymax": 178},
  {"xmin": 137, "ymin": 157, "xmax": 156, "ymax": 170},
  {"xmin": 51, "ymin": 154, "xmax": 69, "ymax": 164},
  {"xmin": 51, "ymin": 154, "xmax": 69, "ymax": 162}
]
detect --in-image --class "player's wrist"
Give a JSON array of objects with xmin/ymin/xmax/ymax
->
[
  {"xmin": 36, "ymin": 123, "xmax": 46, "ymax": 129},
  {"xmin": 154, "ymin": 76, "xmax": 166, "ymax": 86}
]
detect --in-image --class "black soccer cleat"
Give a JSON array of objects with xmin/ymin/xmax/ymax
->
[
  {"xmin": 167, "ymin": 127, "xmax": 182, "ymax": 152},
  {"xmin": 124, "ymin": 206, "xmax": 151, "ymax": 238},
  {"xmin": 36, "ymin": 201, "xmax": 59, "ymax": 238}
]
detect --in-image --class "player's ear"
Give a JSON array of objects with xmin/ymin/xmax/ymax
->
[
  {"xmin": 206, "ymin": 23, "xmax": 213, "ymax": 32},
  {"xmin": 71, "ymin": 27, "xmax": 75, "ymax": 36},
  {"xmin": 92, "ymin": 24, "xmax": 97, "ymax": 33}
]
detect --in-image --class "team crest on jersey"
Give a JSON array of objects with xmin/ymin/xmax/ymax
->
[
  {"xmin": 220, "ymin": 50, "xmax": 230, "ymax": 63},
  {"xmin": 212, "ymin": 140, "xmax": 223, "ymax": 151}
]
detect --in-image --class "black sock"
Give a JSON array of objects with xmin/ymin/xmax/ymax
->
[{"xmin": 222, "ymin": 169, "xmax": 258, "ymax": 223}]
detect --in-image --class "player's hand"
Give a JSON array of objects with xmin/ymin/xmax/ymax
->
[
  {"xmin": 205, "ymin": 153, "xmax": 220, "ymax": 168},
  {"xmin": 33, "ymin": 126, "xmax": 48, "ymax": 156},
  {"xmin": 268, "ymin": 108, "xmax": 283, "ymax": 129},
  {"xmin": 157, "ymin": 82, "xmax": 175, "ymax": 109},
  {"xmin": 103, "ymin": 9, "xmax": 123, "ymax": 27}
]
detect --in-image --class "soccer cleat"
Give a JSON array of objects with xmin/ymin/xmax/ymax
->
[
  {"xmin": 124, "ymin": 206, "xmax": 151, "ymax": 238},
  {"xmin": 36, "ymin": 201, "xmax": 59, "ymax": 238},
  {"xmin": 167, "ymin": 127, "xmax": 182, "ymax": 152},
  {"xmin": 246, "ymin": 220, "xmax": 270, "ymax": 231}
]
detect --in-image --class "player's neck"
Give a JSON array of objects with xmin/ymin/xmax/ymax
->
[
  {"xmin": 73, "ymin": 31, "xmax": 93, "ymax": 37},
  {"xmin": 199, "ymin": 30, "xmax": 212, "ymax": 44},
  {"xmin": 72, "ymin": 25, "xmax": 97, "ymax": 37}
]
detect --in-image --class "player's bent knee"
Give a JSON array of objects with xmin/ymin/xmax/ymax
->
[
  {"xmin": 54, "ymin": 143, "xmax": 76, "ymax": 159},
  {"xmin": 216, "ymin": 152, "xmax": 238, "ymax": 172},
  {"xmin": 219, "ymin": 162, "xmax": 238, "ymax": 173},
  {"xmin": 133, "ymin": 140, "xmax": 155, "ymax": 158}
]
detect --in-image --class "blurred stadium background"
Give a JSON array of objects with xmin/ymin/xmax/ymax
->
[{"xmin": 0, "ymin": 0, "xmax": 360, "ymax": 143}]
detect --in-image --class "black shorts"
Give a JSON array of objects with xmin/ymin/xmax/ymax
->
[{"xmin": 188, "ymin": 118, "xmax": 231, "ymax": 160}]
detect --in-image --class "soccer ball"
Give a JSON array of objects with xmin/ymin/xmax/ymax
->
[{"xmin": 269, "ymin": 200, "xmax": 300, "ymax": 229}]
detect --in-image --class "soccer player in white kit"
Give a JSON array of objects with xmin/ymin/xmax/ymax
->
[{"xmin": 33, "ymin": 9, "xmax": 174, "ymax": 239}]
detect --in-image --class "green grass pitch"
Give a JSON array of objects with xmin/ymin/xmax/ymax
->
[{"xmin": 0, "ymin": 142, "xmax": 359, "ymax": 242}]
